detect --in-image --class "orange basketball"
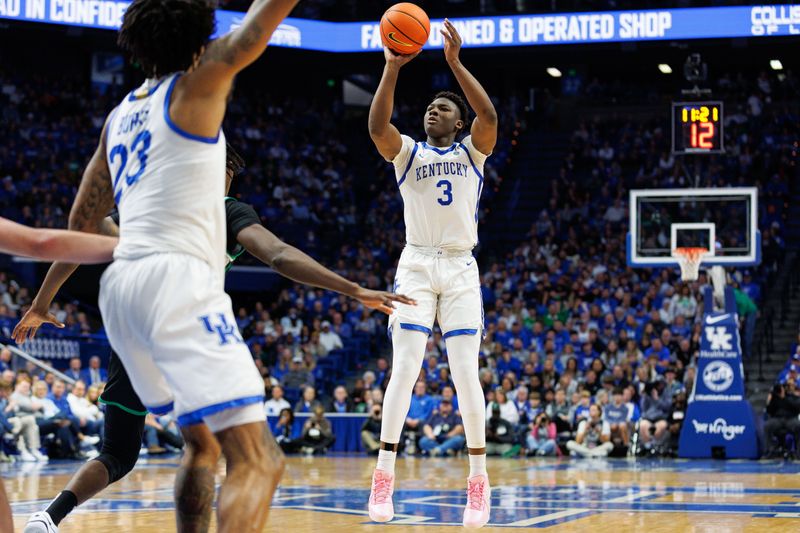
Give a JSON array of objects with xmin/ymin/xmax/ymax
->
[{"xmin": 380, "ymin": 3, "xmax": 430, "ymax": 55}]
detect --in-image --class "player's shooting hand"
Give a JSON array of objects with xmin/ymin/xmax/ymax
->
[
  {"xmin": 354, "ymin": 287, "xmax": 417, "ymax": 315},
  {"xmin": 384, "ymin": 46, "xmax": 421, "ymax": 68},
  {"xmin": 441, "ymin": 19, "xmax": 462, "ymax": 63},
  {"xmin": 12, "ymin": 306, "xmax": 64, "ymax": 344}
]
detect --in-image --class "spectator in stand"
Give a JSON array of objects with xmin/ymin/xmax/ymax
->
[
  {"xmin": 566, "ymin": 404, "xmax": 614, "ymax": 458},
  {"xmin": 764, "ymin": 383, "xmax": 800, "ymax": 457},
  {"xmin": 327, "ymin": 385, "xmax": 354, "ymax": 413},
  {"xmin": 4, "ymin": 378, "xmax": 47, "ymax": 461},
  {"xmin": 274, "ymin": 408, "xmax": 298, "ymax": 454},
  {"xmin": 142, "ymin": 413, "xmax": 184, "ymax": 454},
  {"xmin": 571, "ymin": 390, "xmax": 592, "ymax": 428},
  {"xmin": 404, "ymin": 381, "xmax": 436, "ymax": 453},
  {"xmin": 418, "ymin": 399, "xmax": 465, "ymax": 457},
  {"xmin": 638, "ymin": 380, "xmax": 671, "ymax": 453},
  {"xmin": 497, "ymin": 349, "xmax": 522, "ymax": 380},
  {"xmin": 485, "ymin": 402, "xmax": 517, "ymax": 457},
  {"xmin": 733, "ymin": 284, "xmax": 758, "ymax": 360},
  {"xmin": 436, "ymin": 385, "xmax": 459, "ymax": 413},
  {"xmin": 547, "ymin": 388, "xmax": 572, "ymax": 433},
  {"xmin": 281, "ymin": 307, "xmax": 303, "ymax": 337},
  {"xmin": 265, "ymin": 385, "xmax": 291, "ymax": 416},
  {"xmin": 67, "ymin": 380, "xmax": 103, "ymax": 440},
  {"xmin": 361, "ymin": 403, "xmax": 383, "ymax": 455},
  {"xmin": 64, "ymin": 358, "xmax": 83, "ymax": 383},
  {"xmin": 31, "ymin": 381, "xmax": 79, "ymax": 459},
  {"xmin": 83, "ymin": 356, "xmax": 107, "ymax": 386},
  {"xmin": 281, "ymin": 355, "xmax": 315, "ymax": 389},
  {"xmin": 319, "ymin": 320, "xmax": 344, "ymax": 352},
  {"xmin": 665, "ymin": 392, "xmax": 687, "ymax": 453},
  {"xmin": 487, "ymin": 388, "xmax": 519, "ymax": 426},
  {"xmin": 603, "ymin": 387, "xmax": 630, "ymax": 449},
  {"xmin": 526, "ymin": 412, "xmax": 558, "ymax": 457},
  {"xmin": 294, "ymin": 386, "xmax": 322, "ymax": 414},
  {"xmin": 297, "ymin": 404, "xmax": 335, "ymax": 455},
  {"xmin": 0, "ymin": 348, "xmax": 11, "ymax": 372}
]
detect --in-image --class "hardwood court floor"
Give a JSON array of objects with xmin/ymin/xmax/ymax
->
[{"xmin": 6, "ymin": 454, "xmax": 800, "ymax": 531}]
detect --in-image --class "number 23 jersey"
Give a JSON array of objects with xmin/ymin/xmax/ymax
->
[
  {"xmin": 390, "ymin": 135, "xmax": 489, "ymax": 251},
  {"xmin": 105, "ymin": 72, "xmax": 227, "ymax": 276}
]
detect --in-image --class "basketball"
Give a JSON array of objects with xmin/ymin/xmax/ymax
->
[{"xmin": 380, "ymin": 3, "xmax": 430, "ymax": 55}]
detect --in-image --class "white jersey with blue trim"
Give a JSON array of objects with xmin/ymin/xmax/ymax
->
[
  {"xmin": 391, "ymin": 135, "xmax": 488, "ymax": 250},
  {"xmin": 105, "ymin": 72, "xmax": 227, "ymax": 276}
]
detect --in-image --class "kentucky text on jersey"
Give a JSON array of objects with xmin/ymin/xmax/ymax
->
[{"xmin": 416, "ymin": 161, "xmax": 471, "ymax": 182}]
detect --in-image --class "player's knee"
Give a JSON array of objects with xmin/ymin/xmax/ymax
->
[
  {"xmin": 182, "ymin": 425, "xmax": 222, "ymax": 465},
  {"xmin": 95, "ymin": 450, "xmax": 137, "ymax": 484}
]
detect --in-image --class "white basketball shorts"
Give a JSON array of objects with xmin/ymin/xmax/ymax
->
[
  {"xmin": 99, "ymin": 253, "xmax": 264, "ymax": 428},
  {"xmin": 388, "ymin": 246, "xmax": 483, "ymax": 339}
]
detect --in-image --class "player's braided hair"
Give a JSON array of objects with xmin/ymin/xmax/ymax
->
[
  {"xmin": 226, "ymin": 142, "xmax": 246, "ymax": 177},
  {"xmin": 118, "ymin": 0, "xmax": 216, "ymax": 78},
  {"xmin": 433, "ymin": 91, "xmax": 470, "ymax": 133}
]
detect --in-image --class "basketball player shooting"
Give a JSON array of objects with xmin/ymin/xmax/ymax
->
[
  {"xmin": 366, "ymin": 19, "xmax": 498, "ymax": 529},
  {"xmin": 34, "ymin": 0, "xmax": 303, "ymax": 531}
]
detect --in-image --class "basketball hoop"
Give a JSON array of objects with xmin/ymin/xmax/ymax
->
[{"xmin": 672, "ymin": 247, "xmax": 709, "ymax": 281}]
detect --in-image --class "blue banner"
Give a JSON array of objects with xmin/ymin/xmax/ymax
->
[
  {"xmin": 679, "ymin": 310, "xmax": 758, "ymax": 459},
  {"xmin": 0, "ymin": 3, "xmax": 799, "ymax": 52}
]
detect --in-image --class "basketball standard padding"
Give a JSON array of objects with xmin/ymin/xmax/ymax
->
[{"xmin": 380, "ymin": 3, "xmax": 430, "ymax": 54}]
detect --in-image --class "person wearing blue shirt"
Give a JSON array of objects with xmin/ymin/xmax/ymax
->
[
  {"xmin": 418, "ymin": 400, "xmax": 465, "ymax": 456},
  {"xmin": 741, "ymin": 272, "xmax": 761, "ymax": 302},
  {"xmin": 496, "ymin": 350, "xmax": 522, "ymax": 380},
  {"xmin": 406, "ymin": 381, "xmax": 436, "ymax": 434},
  {"xmin": 436, "ymin": 385, "xmax": 459, "ymax": 413},
  {"xmin": 644, "ymin": 338, "xmax": 671, "ymax": 374}
]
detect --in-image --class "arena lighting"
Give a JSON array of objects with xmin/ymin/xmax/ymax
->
[
  {"xmin": 770, "ymin": 59, "xmax": 784, "ymax": 70},
  {"xmin": 658, "ymin": 63, "xmax": 673, "ymax": 74},
  {"xmin": 547, "ymin": 67, "xmax": 562, "ymax": 78}
]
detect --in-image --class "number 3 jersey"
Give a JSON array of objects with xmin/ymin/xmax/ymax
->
[
  {"xmin": 390, "ymin": 135, "xmax": 489, "ymax": 251},
  {"xmin": 105, "ymin": 73, "xmax": 227, "ymax": 276}
]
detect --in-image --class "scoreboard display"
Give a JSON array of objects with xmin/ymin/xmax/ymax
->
[{"xmin": 672, "ymin": 101, "xmax": 724, "ymax": 155}]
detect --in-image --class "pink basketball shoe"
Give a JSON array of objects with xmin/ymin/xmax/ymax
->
[
  {"xmin": 462, "ymin": 474, "xmax": 491, "ymax": 528},
  {"xmin": 368, "ymin": 469, "xmax": 395, "ymax": 522}
]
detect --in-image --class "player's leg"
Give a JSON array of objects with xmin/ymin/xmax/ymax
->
[
  {"xmin": 0, "ymin": 481, "xmax": 12, "ymax": 533},
  {"xmin": 369, "ymin": 251, "xmax": 436, "ymax": 522},
  {"xmin": 175, "ymin": 423, "xmax": 222, "ymax": 533},
  {"xmin": 212, "ymin": 417, "xmax": 285, "ymax": 533},
  {"xmin": 27, "ymin": 359, "xmax": 149, "ymax": 531},
  {"xmin": 142, "ymin": 254, "xmax": 278, "ymax": 531},
  {"xmin": 439, "ymin": 256, "xmax": 490, "ymax": 528}
]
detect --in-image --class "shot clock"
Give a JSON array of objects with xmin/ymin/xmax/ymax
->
[{"xmin": 672, "ymin": 101, "xmax": 724, "ymax": 155}]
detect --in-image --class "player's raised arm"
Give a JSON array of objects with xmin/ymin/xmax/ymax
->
[
  {"xmin": 201, "ymin": 0, "xmax": 299, "ymax": 76},
  {"xmin": 441, "ymin": 19, "xmax": 497, "ymax": 155},
  {"xmin": 234, "ymin": 222, "xmax": 416, "ymax": 315},
  {"xmin": 368, "ymin": 47, "xmax": 420, "ymax": 161}
]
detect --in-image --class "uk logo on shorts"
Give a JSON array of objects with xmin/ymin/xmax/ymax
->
[{"xmin": 199, "ymin": 313, "xmax": 244, "ymax": 345}]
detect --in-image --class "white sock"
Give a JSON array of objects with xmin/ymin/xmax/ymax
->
[
  {"xmin": 376, "ymin": 449, "xmax": 397, "ymax": 475},
  {"xmin": 469, "ymin": 453, "xmax": 487, "ymax": 478}
]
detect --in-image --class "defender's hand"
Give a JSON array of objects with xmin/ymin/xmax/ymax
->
[
  {"xmin": 441, "ymin": 19, "xmax": 462, "ymax": 64},
  {"xmin": 354, "ymin": 287, "xmax": 417, "ymax": 315},
  {"xmin": 12, "ymin": 306, "xmax": 64, "ymax": 344}
]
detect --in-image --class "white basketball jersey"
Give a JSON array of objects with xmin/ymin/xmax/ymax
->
[
  {"xmin": 105, "ymin": 72, "xmax": 227, "ymax": 276},
  {"xmin": 391, "ymin": 135, "xmax": 488, "ymax": 250}
]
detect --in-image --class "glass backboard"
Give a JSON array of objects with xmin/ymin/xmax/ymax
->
[{"xmin": 627, "ymin": 187, "xmax": 760, "ymax": 268}]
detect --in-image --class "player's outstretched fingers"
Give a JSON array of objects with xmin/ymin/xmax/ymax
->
[{"xmin": 390, "ymin": 293, "xmax": 418, "ymax": 306}]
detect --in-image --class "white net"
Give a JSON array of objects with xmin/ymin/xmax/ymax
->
[{"xmin": 672, "ymin": 247, "xmax": 709, "ymax": 281}]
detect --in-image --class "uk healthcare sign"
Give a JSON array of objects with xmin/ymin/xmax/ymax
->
[
  {"xmin": 0, "ymin": 3, "xmax": 799, "ymax": 52},
  {"xmin": 678, "ymin": 297, "xmax": 758, "ymax": 459}
]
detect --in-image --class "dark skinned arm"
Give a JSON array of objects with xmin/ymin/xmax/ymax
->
[
  {"xmin": 171, "ymin": 0, "xmax": 301, "ymax": 139},
  {"xmin": 441, "ymin": 19, "xmax": 498, "ymax": 155},
  {"xmin": 235, "ymin": 224, "xmax": 414, "ymax": 315},
  {"xmin": 367, "ymin": 47, "xmax": 420, "ymax": 161}
]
